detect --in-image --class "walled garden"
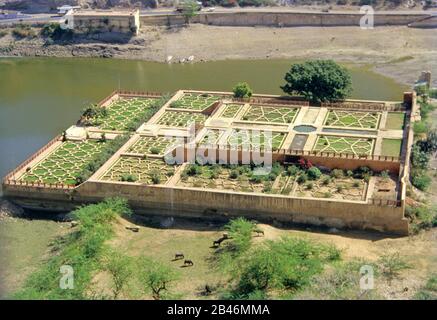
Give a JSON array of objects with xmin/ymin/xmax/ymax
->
[
  {"xmin": 94, "ymin": 97, "xmax": 159, "ymax": 131},
  {"xmin": 312, "ymin": 135, "xmax": 375, "ymax": 155},
  {"xmin": 157, "ymin": 111, "xmax": 207, "ymax": 127},
  {"xmin": 324, "ymin": 110, "xmax": 381, "ymax": 129},
  {"xmin": 19, "ymin": 139, "xmax": 107, "ymax": 185},
  {"xmin": 241, "ymin": 105, "xmax": 299, "ymax": 124},
  {"xmin": 100, "ymin": 157, "xmax": 177, "ymax": 184},
  {"xmin": 169, "ymin": 93, "xmax": 220, "ymax": 111},
  {"xmin": 128, "ymin": 136, "xmax": 181, "ymax": 156}
]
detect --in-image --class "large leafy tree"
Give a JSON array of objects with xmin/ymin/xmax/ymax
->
[{"xmin": 281, "ymin": 60, "xmax": 352, "ymax": 103}]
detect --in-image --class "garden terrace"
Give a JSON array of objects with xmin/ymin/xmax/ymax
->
[
  {"xmin": 313, "ymin": 135, "xmax": 375, "ymax": 156},
  {"xmin": 177, "ymin": 163, "xmax": 282, "ymax": 193},
  {"xmin": 220, "ymin": 103, "xmax": 244, "ymax": 118},
  {"xmin": 156, "ymin": 110, "xmax": 208, "ymax": 128},
  {"xmin": 2, "ymin": 90, "xmax": 416, "ymax": 235},
  {"xmin": 323, "ymin": 110, "xmax": 381, "ymax": 129},
  {"xmin": 127, "ymin": 136, "xmax": 181, "ymax": 156},
  {"xmin": 100, "ymin": 157, "xmax": 178, "ymax": 185},
  {"xmin": 385, "ymin": 112, "xmax": 406, "ymax": 130},
  {"xmin": 381, "ymin": 139, "xmax": 403, "ymax": 157},
  {"xmin": 169, "ymin": 93, "xmax": 220, "ymax": 111},
  {"xmin": 18, "ymin": 139, "xmax": 107, "ymax": 185},
  {"xmin": 198, "ymin": 129, "xmax": 225, "ymax": 146},
  {"xmin": 94, "ymin": 97, "xmax": 159, "ymax": 131},
  {"xmin": 227, "ymin": 129, "xmax": 286, "ymax": 151},
  {"xmin": 241, "ymin": 104, "xmax": 299, "ymax": 124}
]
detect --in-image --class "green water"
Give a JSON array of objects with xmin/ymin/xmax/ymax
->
[{"xmin": 0, "ymin": 57, "xmax": 408, "ymax": 180}]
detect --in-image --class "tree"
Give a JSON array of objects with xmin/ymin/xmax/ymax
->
[
  {"xmin": 102, "ymin": 249, "xmax": 134, "ymax": 299},
  {"xmin": 233, "ymin": 82, "xmax": 253, "ymax": 98},
  {"xmin": 180, "ymin": 0, "xmax": 200, "ymax": 24},
  {"xmin": 137, "ymin": 258, "xmax": 178, "ymax": 300},
  {"xmin": 281, "ymin": 60, "xmax": 352, "ymax": 103}
]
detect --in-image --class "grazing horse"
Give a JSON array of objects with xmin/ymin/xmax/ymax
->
[
  {"xmin": 213, "ymin": 238, "xmax": 225, "ymax": 247},
  {"xmin": 184, "ymin": 259, "xmax": 194, "ymax": 266},
  {"xmin": 174, "ymin": 252, "xmax": 184, "ymax": 260}
]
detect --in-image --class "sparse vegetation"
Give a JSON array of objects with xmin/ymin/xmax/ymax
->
[{"xmin": 13, "ymin": 198, "xmax": 132, "ymax": 299}]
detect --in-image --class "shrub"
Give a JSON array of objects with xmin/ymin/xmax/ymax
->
[
  {"xmin": 380, "ymin": 170, "xmax": 390, "ymax": 180},
  {"xmin": 346, "ymin": 170, "xmax": 353, "ymax": 177},
  {"xmin": 287, "ymin": 165, "xmax": 299, "ymax": 176},
  {"xmin": 121, "ymin": 174, "xmax": 138, "ymax": 182},
  {"xmin": 352, "ymin": 181, "xmax": 360, "ymax": 188},
  {"xmin": 322, "ymin": 177, "xmax": 331, "ymax": 185},
  {"xmin": 150, "ymin": 147, "xmax": 160, "ymax": 155},
  {"xmin": 268, "ymin": 172, "xmax": 277, "ymax": 181},
  {"xmin": 151, "ymin": 172, "xmax": 161, "ymax": 184},
  {"xmin": 0, "ymin": 30, "xmax": 7, "ymax": 38},
  {"xmin": 41, "ymin": 23, "xmax": 73, "ymax": 41},
  {"xmin": 336, "ymin": 185, "xmax": 344, "ymax": 193},
  {"xmin": 223, "ymin": 237, "xmax": 341, "ymax": 299},
  {"xmin": 330, "ymin": 169, "xmax": 344, "ymax": 179},
  {"xmin": 307, "ymin": 167, "xmax": 322, "ymax": 180},
  {"xmin": 229, "ymin": 170, "xmax": 239, "ymax": 179},
  {"xmin": 323, "ymin": 192, "xmax": 332, "ymax": 198},
  {"xmin": 12, "ymin": 25, "xmax": 36, "ymax": 39},
  {"xmin": 170, "ymin": 100, "xmax": 183, "ymax": 108},
  {"xmin": 306, "ymin": 182, "xmax": 314, "ymax": 190},
  {"xmin": 377, "ymin": 252, "xmax": 410, "ymax": 283},
  {"xmin": 411, "ymin": 144, "xmax": 430, "ymax": 170},
  {"xmin": 297, "ymin": 173, "xmax": 308, "ymax": 184},
  {"xmin": 233, "ymin": 82, "xmax": 253, "ymax": 98},
  {"xmin": 414, "ymin": 121, "xmax": 429, "ymax": 135},
  {"xmin": 186, "ymin": 164, "xmax": 202, "ymax": 176},
  {"xmin": 405, "ymin": 205, "xmax": 437, "ymax": 232},
  {"xmin": 411, "ymin": 170, "xmax": 431, "ymax": 191}
]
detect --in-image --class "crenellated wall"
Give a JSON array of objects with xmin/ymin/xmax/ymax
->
[
  {"xmin": 140, "ymin": 11, "xmax": 434, "ymax": 28},
  {"xmin": 2, "ymin": 180, "xmax": 409, "ymax": 235}
]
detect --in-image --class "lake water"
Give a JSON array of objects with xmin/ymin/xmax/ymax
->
[{"xmin": 0, "ymin": 57, "xmax": 408, "ymax": 182}]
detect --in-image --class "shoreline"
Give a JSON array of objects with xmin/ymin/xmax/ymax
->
[{"xmin": 1, "ymin": 24, "xmax": 436, "ymax": 87}]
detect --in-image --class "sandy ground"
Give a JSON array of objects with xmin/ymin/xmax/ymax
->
[{"xmin": 0, "ymin": 24, "xmax": 436, "ymax": 86}]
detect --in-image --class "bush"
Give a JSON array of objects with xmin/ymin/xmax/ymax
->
[
  {"xmin": 297, "ymin": 173, "xmax": 308, "ymax": 184},
  {"xmin": 411, "ymin": 170, "xmax": 431, "ymax": 191},
  {"xmin": 233, "ymin": 82, "xmax": 253, "ymax": 99},
  {"xmin": 377, "ymin": 252, "xmax": 410, "ymax": 283},
  {"xmin": 41, "ymin": 23, "xmax": 73, "ymax": 41},
  {"xmin": 380, "ymin": 170, "xmax": 390, "ymax": 180},
  {"xmin": 0, "ymin": 30, "xmax": 7, "ymax": 38},
  {"xmin": 307, "ymin": 167, "xmax": 322, "ymax": 180},
  {"xmin": 229, "ymin": 170, "xmax": 239, "ymax": 179},
  {"xmin": 414, "ymin": 121, "xmax": 429, "ymax": 135},
  {"xmin": 186, "ymin": 164, "xmax": 202, "ymax": 176},
  {"xmin": 12, "ymin": 25, "xmax": 36, "ymax": 39},
  {"xmin": 405, "ymin": 205, "xmax": 437, "ymax": 232},
  {"xmin": 121, "ymin": 174, "xmax": 138, "ymax": 182},
  {"xmin": 306, "ymin": 182, "xmax": 314, "ymax": 190},
  {"xmin": 224, "ymin": 237, "xmax": 341, "ymax": 299},
  {"xmin": 151, "ymin": 172, "xmax": 161, "ymax": 184},
  {"xmin": 150, "ymin": 147, "xmax": 160, "ymax": 155},
  {"xmin": 322, "ymin": 177, "xmax": 331, "ymax": 185},
  {"xmin": 287, "ymin": 165, "xmax": 299, "ymax": 176},
  {"xmin": 330, "ymin": 169, "xmax": 344, "ymax": 179}
]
